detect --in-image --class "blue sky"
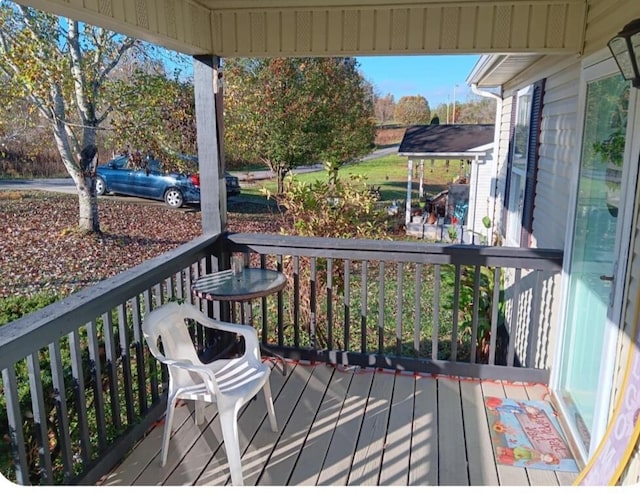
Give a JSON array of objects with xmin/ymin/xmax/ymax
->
[{"xmin": 355, "ymin": 55, "xmax": 481, "ymax": 108}]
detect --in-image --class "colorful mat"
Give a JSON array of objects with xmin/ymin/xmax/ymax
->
[{"xmin": 485, "ymin": 397, "xmax": 579, "ymax": 472}]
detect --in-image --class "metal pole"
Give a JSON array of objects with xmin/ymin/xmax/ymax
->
[{"xmin": 452, "ymin": 84, "xmax": 458, "ymax": 124}]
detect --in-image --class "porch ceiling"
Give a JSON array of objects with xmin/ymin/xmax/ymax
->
[{"xmin": 19, "ymin": 0, "xmax": 587, "ymax": 57}]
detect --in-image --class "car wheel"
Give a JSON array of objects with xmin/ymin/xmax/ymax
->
[
  {"xmin": 164, "ymin": 188, "xmax": 184, "ymax": 208},
  {"xmin": 95, "ymin": 176, "xmax": 106, "ymax": 196}
]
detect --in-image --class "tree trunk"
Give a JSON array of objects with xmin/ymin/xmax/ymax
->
[
  {"xmin": 77, "ymin": 144, "xmax": 100, "ymax": 233},
  {"xmin": 77, "ymin": 178, "xmax": 99, "ymax": 233}
]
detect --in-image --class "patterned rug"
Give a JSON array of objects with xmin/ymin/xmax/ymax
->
[{"xmin": 485, "ymin": 397, "xmax": 579, "ymax": 472}]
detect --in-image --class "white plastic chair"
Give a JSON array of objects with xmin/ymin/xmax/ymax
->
[{"xmin": 141, "ymin": 302, "xmax": 278, "ymax": 486}]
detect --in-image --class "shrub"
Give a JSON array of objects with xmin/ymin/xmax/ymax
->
[
  {"xmin": 271, "ymin": 162, "xmax": 391, "ymax": 239},
  {"xmin": 0, "ymin": 292, "xmax": 62, "ymax": 326}
]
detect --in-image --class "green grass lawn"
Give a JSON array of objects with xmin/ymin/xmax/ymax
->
[{"xmin": 239, "ymin": 154, "xmax": 462, "ymax": 203}]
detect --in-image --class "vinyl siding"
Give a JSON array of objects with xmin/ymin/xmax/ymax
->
[
  {"xmin": 492, "ymin": 96, "xmax": 513, "ymax": 241},
  {"xmin": 467, "ymin": 148, "xmax": 494, "ymax": 241},
  {"xmin": 583, "ymin": 0, "xmax": 640, "ymax": 57},
  {"xmin": 531, "ymin": 62, "xmax": 580, "ymax": 249}
]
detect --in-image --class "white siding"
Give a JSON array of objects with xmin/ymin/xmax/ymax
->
[
  {"xmin": 531, "ymin": 62, "xmax": 580, "ymax": 249},
  {"xmin": 491, "ymin": 97, "xmax": 513, "ymax": 242},
  {"xmin": 467, "ymin": 149, "xmax": 494, "ymax": 243},
  {"xmin": 584, "ymin": 0, "xmax": 640, "ymax": 57}
]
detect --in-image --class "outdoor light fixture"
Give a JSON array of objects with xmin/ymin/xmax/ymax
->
[{"xmin": 608, "ymin": 19, "xmax": 640, "ymax": 88}]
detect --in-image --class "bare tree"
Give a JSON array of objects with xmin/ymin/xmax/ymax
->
[{"xmin": 374, "ymin": 93, "xmax": 396, "ymax": 124}]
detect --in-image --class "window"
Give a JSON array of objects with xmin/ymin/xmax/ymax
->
[{"xmin": 504, "ymin": 80, "xmax": 545, "ymax": 247}]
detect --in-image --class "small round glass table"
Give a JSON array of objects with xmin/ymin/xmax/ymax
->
[
  {"xmin": 192, "ymin": 268, "xmax": 288, "ymax": 374},
  {"xmin": 192, "ymin": 268, "xmax": 287, "ymax": 303}
]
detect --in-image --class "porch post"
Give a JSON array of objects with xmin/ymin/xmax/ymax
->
[
  {"xmin": 193, "ymin": 55, "xmax": 226, "ymax": 234},
  {"xmin": 405, "ymin": 159, "xmax": 413, "ymax": 227},
  {"xmin": 419, "ymin": 159, "xmax": 424, "ymax": 199}
]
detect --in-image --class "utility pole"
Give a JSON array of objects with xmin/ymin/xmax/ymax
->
[
  {"xmin": 452, "ymin": 84, "xmax": 459, "ymax": 124},
  {"xmin": 446, "ymin": 95, "xmax": 450, "ymax": 124}
]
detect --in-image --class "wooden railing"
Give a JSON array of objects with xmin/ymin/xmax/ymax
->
[
  {"xmin": 224, "ymin": 233, "xmax": 564, "ymax": 382},
  {"xmin": 0, "ymin": 233, "xmax": 220, "ymax": 486},
  {"xmin": 0, "ymin": 231, "xmax": 563, "ymax": 486}
]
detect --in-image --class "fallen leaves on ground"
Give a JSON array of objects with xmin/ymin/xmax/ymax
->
[{"xmin": 0, "ymin": 191, "xmax": 284, "ymax": 298}]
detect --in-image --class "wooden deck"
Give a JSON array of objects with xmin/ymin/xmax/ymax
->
[{"xmin": 99, "ymin": 360, "xmax": 578, "ymax": 486}]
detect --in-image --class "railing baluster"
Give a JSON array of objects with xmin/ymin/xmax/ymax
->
[
  {"xmin": 414, "ymin": 263, "xmax": 422, "ymax": 355},
  {"xmin": 175, "ymin": 268, "xmax": 184, "ymax": 301},
  {"xmin": 183, "ymin": 266, "xmax": 192, "ymax": 304},
  {"xmin": 310, "ymin": 257, "xmax": 317, "ymax": 349},
  {"xmin": 327, "ymin": 258, "xmax": 334, "ymax": 351},
  {"xmin": 294, "ymin": 255, "xmax": 300, "ymax": 348},
  {"xmin": 26, "ymin": 352, "xmax": 54, "ymax": 484},
  {"xmin": 507, "ymin": 268, "xmax": 522, "ymax": 367},
  {"xmin": 396, "ymin": 262, "xmax": 404, "ymax": 356},
  {"xmin": 344, "ymin": 259, "xmax": 351, "ymax": 352},
  {"xmin": 527, "ymin": 270, "xmax": 543, "ymax": 367},
  {"xmin": 68, "ymin": 328, "xmax": 91, "ymax": 467},
  {"xmin": 117, "ymin": 304, "xmax": 135, "ymax": 425},
  {"xmin": 131, "ymin": 295, "xmax": 148, "ymax": 413},
  {"xmin": 470, "ymin": 265, "xmax": 481, "ymax": 364},
  {"xmin": 432, "ymin": 264, "xmax": 440, "ymax": 360},
  {"xmin": 361, "ymin": 260, "xmax": 368, "ymax": 355},
  {"xmin": 277, "ymin": 254, "xmax": 284, "ymax": 347},
  {"xmin": 48, "ymin": 340, "xmax": 73, "ymax": 483},
  {"xmin": 489, "ymin": 268, "xmax": 501, "ymax": 365},
  {"xmin": 102, "ymin": 311, "xmax": 122, "ymax": 431},
  {"xmin": 142, "ymin": 289, "xmax": 159, "ymax": 402},
  {"xmin": 165, "ymin": 276, "xmax": 174, "ymax": 301},
  {"xmin": 86, "ymin": 321, "xmax": 108, "ymax": 450},
  {"xmin": 2, "ymin": 366, "xmax": 30, "ymax": 485},
  {"xmin": 378, "ymin": 261, "xmax": 385, "ymax": 354},
  {"xmin": 450, "ymin": 265, "xmax": 461, "ymax": 362},
  {"xmin": 261, "ymin": 254, "xmax": 268, "ymax": 344}
]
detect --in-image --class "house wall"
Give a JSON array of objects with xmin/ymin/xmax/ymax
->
[
  {"xmin": 467, "ymin": 149, "xmax": 494, "ymax": 243},
  {"xmin": 492, "ymin": 97, "xmax": 514, "ymax": 244}
]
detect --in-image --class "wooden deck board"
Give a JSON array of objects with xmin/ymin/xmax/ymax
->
[
  {"xmin": 409, "ymin": 375, "xmax": 438, "ymax": 485},
  {"xmin": 287, "ymin": 366, "xmax": 354, "ymax": 485},
  {"xmin": 347, "ymin": 370, "xmax": 394, "ymax": 485},
  {"xmin": 241, "ymin": 363, "xmax": 315, "ymax": 485},
  {"xmin": 460, "ymin": 379, "xmax": 500, "ymax": 486},
  {"xmin": 102, "ymin": 363, "xmax": 579, "ymax": 487},
  {"xmin": 378, "ymin": 372, "xmax": 415, "ymax": 485},
  {"xmin": 316, "ymin": 369, "xmax": 374, "ymax": 486},
  {"xmin": 437, "ymin": 376, "xmax": 469, "ymax": 485},
  {"xmin": 101, "ymin": 400, "xmax": 193, "ymax": 486},
  {"xmin": 255, "ymin": 363, "xmax": 331, "ymax": 485}
]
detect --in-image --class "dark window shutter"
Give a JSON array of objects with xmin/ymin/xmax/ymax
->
[
  {"xmin": 502, "ymin": 96, "xmax": 518, "ymax": 238},
  {"xmin": 520, "ymin": 79, "xmax": 545, "ymax": 247}
]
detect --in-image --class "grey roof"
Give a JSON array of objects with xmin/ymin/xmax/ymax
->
[{"xmin": 398, "ymin": 124, "xmax": 495, "ymax": 156}]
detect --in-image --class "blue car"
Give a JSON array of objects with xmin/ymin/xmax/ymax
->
[{"xmin": 95, "ymin": 155, "xmax": 201, "ymax": 208}]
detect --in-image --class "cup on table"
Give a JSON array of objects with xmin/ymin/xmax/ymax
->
[{"xmin": 231, "ymin": 256, "xmax": 244, "ymax": 276}]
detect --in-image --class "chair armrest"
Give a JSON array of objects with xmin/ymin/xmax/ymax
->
[
  {"xmin": 208, "ymin": 321, "xmax": 262, "ymax": 362},
  {"xmin": 162, "ymin": 357, "xmax": 221, "ymax": 393},
  {"xmin": 186, "ymin": 310, "xmax": 262, "ymax": 361}
]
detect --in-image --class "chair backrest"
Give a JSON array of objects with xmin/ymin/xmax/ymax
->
[{"xmin": 141, "ymin": 302, "xmax": 203, "ymax": 365}]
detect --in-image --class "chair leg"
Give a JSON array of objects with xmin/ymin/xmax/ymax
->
[
  {"xmin": 263, "ymin": 380, "xmax": 278, "ymax": 433},
  {"xmin": 160, "ymin": 396, "xmax": 177, "ymax": 467},
  {"xmin": 219, "ymin": 407, "xmax": 244, "ymax": 486}
]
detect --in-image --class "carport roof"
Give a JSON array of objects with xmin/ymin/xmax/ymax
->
[{"xmin": 398, "ymin": 124, "xmax": 495, "ymax": 158}]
